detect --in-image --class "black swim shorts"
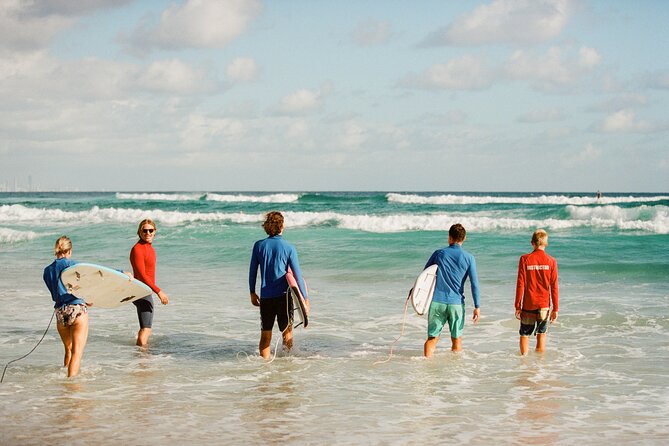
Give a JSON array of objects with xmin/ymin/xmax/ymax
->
[
  {"xmin": 133, "ymin": 296, "xmax": 154, "ymax": 329},
  {"xmin": 519, "ymin": 308, "xmax": 549, "ymax": 336},
  {"xmin": 259, "ymin": 293, "xmax": 294, "ymax": 332}
]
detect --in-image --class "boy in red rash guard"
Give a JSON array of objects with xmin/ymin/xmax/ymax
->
[
  {"xmin": 514, "ymin": 229, "xmax": 559, "ymax": 355},
  {"xmin": 130, "ymin": 218, "xmax": 169, "ymax": 347}
]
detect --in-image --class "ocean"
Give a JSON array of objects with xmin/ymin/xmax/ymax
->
[{"xmin": 1, "ymin": 191, "xmax": 668, "ymax": 445}]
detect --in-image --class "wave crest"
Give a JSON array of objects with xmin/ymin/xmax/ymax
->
[
  {"xmin": 387, "ymin": 193, "xmax": 669, "ymax": 206},
  {"xmin": 0, "ymin": 227, "xmax": 39, "ymax": 244},
  {"xmin": 2, "ymin": 204, "xmax": 666, "ymax": 234},
  {"xmin": 205, "ymin": 193, "xmax": 299, "ymax": 203},
  {"xmin": 115, "ymin": 192, "xmax": 300, "ymax": 203}
]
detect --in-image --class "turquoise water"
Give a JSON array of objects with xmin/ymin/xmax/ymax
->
[{"xmin": 1, "ymin": 191, "xmax": 668, "ymax": 445}]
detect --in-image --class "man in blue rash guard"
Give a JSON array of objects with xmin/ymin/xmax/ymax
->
[
  {"xmin": 249, "ymin": 211, "xmax": 309, "ymax": 359},
  {"xmin": 423, "ymin": 223, "xmax": 481, "ymax": 358}
]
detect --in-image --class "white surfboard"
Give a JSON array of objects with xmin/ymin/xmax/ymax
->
[
  {"xmin": 410, "ymin": 264, "xmax": 438, "ymax": 316},
  {"xmin": 61, "ymin": 263, "xmax": 152, "ymax": 309},
  {"xmin": 286, "ymin": 268, "xmax": 309, "ymax": 328}
]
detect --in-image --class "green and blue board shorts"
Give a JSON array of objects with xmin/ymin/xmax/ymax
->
[{"xmin": 427, "ymin": 301, "xmax": 465, "ymax": 339}]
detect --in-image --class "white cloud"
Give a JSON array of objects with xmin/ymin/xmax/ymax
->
[
  {"xmin": 401, "ymin": 55, "xmax": 494, "ymax": 90},
  {"xmin": 0, "ymin": 50, "xmax": 219, "ymax": 102},
  {"xmin": 127, "ymin": 0, "xmax": 262, "ymax": 51},
  {"xmin": 286, "ymin": 120, "xmax": 310, "ymax": 140},
  {"xmin": 226, "ymin": 57, "xmax": 258, "ymax": 83},
  {"xmin": 179, "ymin": 113, "xmax": 246, "ymax": 151},
  {"xmin": 505, "ymin": 45, "xmax": 601, "ymax": 90},
  {"xmin": 21, "ymin": 0, "xmax": 131, "ymax": 16},
  {"xmin": 136, "ymin": 59, "xmax": 219, "ymax": 94},
  {"xmin": 0, "ymin": 1, "xmax": 73, "ymax": 51},
  {"xmin": 277, "ymin": 85, "xmax": 331, "ymax": 115},
  {"xmin": 339, "ymin": 121, "xmax": 367, "ymax": 150},
  {"xmin": 563, "ymin": 143, "xmax": 602, "ymax": 167},
  {"xmin": 352, "ymin": 19, "xmax": 393, "ymax": 46},
  {"xmin": 279, "ymin": 89, "xmax": 321, "ymax": 114},
  {"xmin": 0, "ymin": 0, "xmax": 131, "ymax": 51},
  {"xmin": 597, "ymin": 110, "xmax": 653, "ymax": 133},
  {"xmin": 578, "ymin": 46, "xmax": 601, "ymax": 68},
  {"xmin": 421, "ymin": 0, "xmax": 573, "ymax": 46}
]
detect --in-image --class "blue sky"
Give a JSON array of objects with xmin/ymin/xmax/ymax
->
[{"xmin": 1, "ymin": 0, "xmax": 668, "ymax": 192}]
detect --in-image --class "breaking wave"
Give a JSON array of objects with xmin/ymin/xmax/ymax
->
[
  {"xmin": 116, "ymin": 192, "xmax": 300, "ymax": 203},
  {"xmin": 387, "ymin": 193, "xmax": 669, "ymax": 206},
  {"xmin": 0, "ymin": 227, "xmax": 39, "ymax": 244},
  {"xmin": 1, "ymin": 204, "xmax": 666, "ymax": 234}
]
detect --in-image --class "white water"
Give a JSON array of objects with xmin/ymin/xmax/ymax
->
[
  {"xmin": 2, "ymin": 204, "xmax": 668, "ymax": 234},
  {"xmin": 2, "ymin": 264, "xmax": 668, "ymax": 445},
  {"xmin": 387, "ymin": 192, "xmax": 669, "ymax": 206}
]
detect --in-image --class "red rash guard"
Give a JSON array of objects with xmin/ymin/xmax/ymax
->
[
  {"xmin": 130, "ymin": 240, "xmax": 161, "ymax": 294},
  {"xmin": 515, "ymin": 249, "xmax": 559, "ymax": 312}
]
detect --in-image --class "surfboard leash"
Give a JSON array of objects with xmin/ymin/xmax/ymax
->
[
  {"xmin": 374, "ymin": 291, "xmax": 411, "ymax": 365},
  {"xmin": 266, "ymin": 291, "xmax": 298, "ymax": 364},
  {"xmin": 1, "ymin": 310, "xmax": 56, "ymax": 383}
]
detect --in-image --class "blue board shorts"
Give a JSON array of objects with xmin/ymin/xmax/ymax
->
[
  {"xmin": 519, "ymin": 308, "xmax": 549, "ymax": 336},
  {"xmin": 427, "ymin": 302, "xmax": 465, "ymax": 339}
]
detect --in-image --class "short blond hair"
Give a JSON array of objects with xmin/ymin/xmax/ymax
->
[
  {"xmin": 54, "ymin": 236, "xmax": 72, "ymax": 257},
  {"xmin": 531, "ymin": 229, "xmax": 548, "ymax": 247}
]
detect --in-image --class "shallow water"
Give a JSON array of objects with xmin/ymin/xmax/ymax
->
[{"xmin": 1, "ymin": 192, "xmax": 668, "ymax": 444}]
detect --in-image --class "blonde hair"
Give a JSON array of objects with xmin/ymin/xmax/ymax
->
[
  {"xmin": 262, "ymin": 211, "xmax": 284, "ymax": 236},
  {"xmin": 137, "ymin": 218, "xmax": 157, "ymax": 238},
  {"xmin": 531, "ymin": 229, "xmax": 548, "ymax": 247},
  {"xmin": 54, "ymin": 236, "xmax": 72, "ymax": 257}
]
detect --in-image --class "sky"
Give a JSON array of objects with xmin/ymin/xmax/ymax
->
[{"xmin": 0, "ymin": 0, "xmax": 668, "ymax": 192}]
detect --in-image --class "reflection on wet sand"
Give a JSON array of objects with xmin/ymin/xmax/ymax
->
[{"xmin": 513, "ymin": 362, "xmax": 564, "ymax": 446}]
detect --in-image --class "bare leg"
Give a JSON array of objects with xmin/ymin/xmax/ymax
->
[
  {"xmin": 424, "ymin": 336, "xmax": 439, "ymax": 358},
  {"xmin": 535, "ymin": 333, "xmax": 547, "ymax": 352},
  {"xmin": 519, "ymin": 336, "xmax": 530, "ymax": 356},
  {"xmin": 67, "ymin": 312, "xmax": 89, "ymax": 377},
  {"xmin": 451, "ymin": 336, "xmax": 462, "ymax": 352},
  {"xmin": 282, "ymin": 326, "xmax": 293, "ymax": 352},
  {"xmin": 259, "ymin": 330, "xmax": 272, "ymax": 360},
  {"xmin": 56, "ymin": 323, "xmax": 73, "ymax": 368},
  {"xmin": 136, "ymin": 328, "xmax": 151, "ymax": 347}
]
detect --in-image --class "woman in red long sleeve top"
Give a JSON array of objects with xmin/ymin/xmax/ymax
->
[
  {"xmin": 514, "ymin": 229, "xmax": 559, "ymax": 356},
  {"xmin": 130, "ymin": 218, "xmax": 169, "ymax": 347}
]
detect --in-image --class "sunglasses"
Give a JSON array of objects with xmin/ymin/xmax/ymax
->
[{"xmin": 142, "ymin": 228, "xmax": 155, "ymax": 234}]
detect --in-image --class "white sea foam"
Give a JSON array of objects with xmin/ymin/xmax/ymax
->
[
  {"xmin": 2, "ymin": 204, "xmax": 667, "ymax": 233},
  {"xmin": 566, "ymin": 205, "xmax": 669, "ymax": 233},
  {"xmin": 284, "ymin": 209, "xmax": 668, "ymax": 233},
  {"xmin": 0, "ymin": 204, "xmax": 261, "ymax": 226},
  {"xmin": 387, "ymin": 193, "xmax": 669, "ymax": 206},
  {"xmin": 115, "ymin": 192, "xmax": 300, "ymax": 203},
  {"xmin": 0, "ymin": 227, "xmax": 39, "ymax": 244},
  {"xmin": 205, "ymin": 193, "xmax": 300, "ymax": 203}
]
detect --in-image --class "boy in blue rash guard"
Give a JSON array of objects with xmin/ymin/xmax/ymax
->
[
  {"xmin": 249, "ymin": 211, "xmax": 309, "ymax": 359},
  {"xmin": 423, "ymin": 223, "xmax": 481, "ymax": 358}
]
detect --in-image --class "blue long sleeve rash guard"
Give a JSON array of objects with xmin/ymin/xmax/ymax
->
[
  {"xmin": 249, "ymin": 235, "xmax": 308, "ymax": 299},
  {"xmin": 425, "ymin": 244, "xmax": 480, "ymax": 308},
  {"xmin": 43, "ymin": 257, "xmax": 86, "ymax": 308}
]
